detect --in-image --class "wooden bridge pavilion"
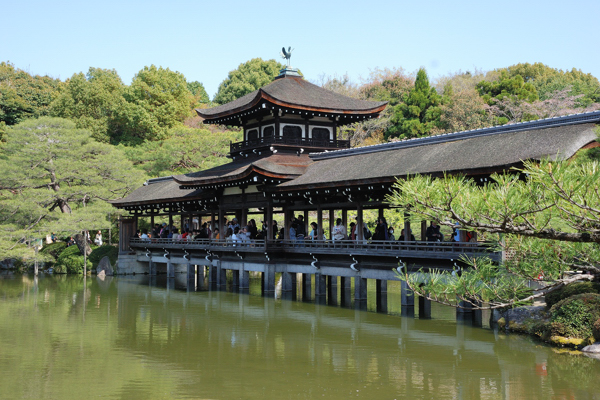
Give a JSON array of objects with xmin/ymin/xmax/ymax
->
[{"xmin": 110, "ymin": 66, "xmax": 600, "ymax": 314}]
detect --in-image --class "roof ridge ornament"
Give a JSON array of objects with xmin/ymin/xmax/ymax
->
[{"xmin": 280, "ymin": 46, "xmax": 293, "ymax": 67}]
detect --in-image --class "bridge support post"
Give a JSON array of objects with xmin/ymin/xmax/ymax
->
[
  {"xmin": 376, "ymin": 279, "xmax": 388, "ymax": 313},
  {"xmin": 263, "ymin": 264, "xmax": 276, "ymax": 294},
  {"xmin": 232, "ymin": 269, "xmax": 240, "ymax": 288},
  {"xmin": 401, "ymin": 280, "xmax": 414, "ymax": 307},
  {"xmin": 418, "ymin": 295, "xmax": 432, "ymax": 319},
  {"xmin": 315, "ymin": 272, "xmax": 326, "ymax": 303},
  {"xmin": 301, "ymin": 273, "xmax": 311, "ymax": 301},
  {"xmin": 186, "ymin": 263, "xmax": 195, "ymax": 290},
  {"xmin": 240, "ymin": 268, "xmax": 250, "ymax": 291},
  {"xmin": 327, "ymin": 275, "xmax": 337, "ymax": 305},
  {"xmin": 217, "ymin": 265, "xmax": 227, "ymax": 288},
  {"xmin": 282, "ymin": 271, "xmax": 295, "ymax": 292},
  {"xmin": 208, "ymin": 264, "xmax": 217, "ymax": 287},
  {"xmin": 149, "ymin": 259, "xmax": 156, "ymax": 276},
  {"xmin": 354, "ymin": 276, "xmax": 367, "ymax": 301},
  {"xmin": 167, "ymin": 261, "xmax": 174, "ymax": 278},
  {"xmin": 340, "ymin": 276, "xmax": 352, "ymax": 307}
]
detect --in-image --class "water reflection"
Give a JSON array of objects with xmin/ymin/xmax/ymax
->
[{"xmin": 0, "ymin": 274, "xmax": 599, "ymax": 400}]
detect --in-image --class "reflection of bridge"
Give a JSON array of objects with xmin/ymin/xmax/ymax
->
[
  {"xmin": 111, "ymin": 276, "xmax": 556, "ymax": 399},
  {"xmin": 120, "ymin": 237, "xmax": 499, "ymax": 324}
]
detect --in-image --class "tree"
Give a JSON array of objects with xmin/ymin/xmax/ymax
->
[
  {"xmin": 0, "ymin": 61, "xmax": 62, "ymax": 126},
  {"xmin": 504, "ymin": 63, "xmax": 600, "ymax": 107},
  {"xmin": 120, "ymin": 125, "xmax": 242, "ymax": 177},
  {"xmin": 213, "ymin": 58, "xmax": 284, "ymax": 105},
  {"xmin": 50, "ymin": 68, "xmax": 126, "ymax": 143},
  {"xmin": 387, "ymin": 148, "xmax": 600, "ymax": 309},
  {"xmin": 0, "ymin": 117, "xmax": 146, "ymax": 261},
  {"xmin": 187, "ymin": 80, "xmax": 210, "ymax": 106},
  {"xmin": 386, "ymin": 68, "xmax": 443, "ymax": 140}
]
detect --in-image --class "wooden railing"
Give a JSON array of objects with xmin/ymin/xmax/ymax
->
[
  {"xmin": 230, "ymin": 136, "xmax": 351, "ymax": 153},
  {"xmin": 129, "ymin": 238, "xmax": 500, "ymax": 261}
]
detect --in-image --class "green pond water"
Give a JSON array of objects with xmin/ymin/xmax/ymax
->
[{"xmin": 0, "ymin": 272, "xmax": 599, "ymax": 400}]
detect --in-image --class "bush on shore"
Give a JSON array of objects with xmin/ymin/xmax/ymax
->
[{"xmin": 545, "ymin": 282, "xmax": 600, "ymax": 308}]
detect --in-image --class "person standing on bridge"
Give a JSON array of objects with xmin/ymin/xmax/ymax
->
[
  {"xmin": 332, "ymin": 218, "xmax": 346, "ymax": 241},
  {"xmin": 426, "ymin": 221, "xmax": 444, "ymax": 242}
]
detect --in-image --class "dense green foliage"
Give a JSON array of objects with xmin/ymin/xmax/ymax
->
[
  {"xmin": 119, "ymin": 126, "xmax": 241, "ymax": 177},
  {"xmin": 89, "ymin": 245, "xmax": 118, "ymax": 268},
  {"xmin": 0, "ymin": 117, "xmax": 145, "ymax": 260},
  {"xmin": 51, "ymin": 66, "xmax": 196, "ymax": 145},
  {"xmin": 389, "ymin": 156, "xmax": 600, "ymax": 309},
  {"xmin": 545, "ymin": 282, "xmax": 600, "ymax": 308},
  {"xmin": 0, "ymin": 62, "xmax": 61, "ymax": 129},
  {"xmin": 39, "ymin": 242, "xmax": 67, "ymax": 267},
  {"xmin": 386, "ymin": 68, "xmax": 443, "ymax": 140},
  {"xmin": 55, "ymin": 244, "xmax": 86, "ymax": 274},
  {"xmin": 213, "ymin": 58, "xmax": 284, "ymax": 104},
  {"xmin": 545, "ymin": 294, "xmax": 600, "ymax": 340}
]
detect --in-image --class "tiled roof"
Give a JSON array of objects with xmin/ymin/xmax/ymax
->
[
  {"xmin": 277, "ymin": 119, "xmax": 599, "ymax": 190},
  {"xmin": 196, "ymin": 76, "xmax": 387, "ymax": 119},
  {"xmin": 174, "ymin": 153, "xmax": 313, "ymax": 186}
]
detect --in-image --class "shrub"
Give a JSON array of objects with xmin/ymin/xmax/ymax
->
[
  {"xmin": 547, "ymin": 293, "xmax": 600, "ymax": 340},
  {"xmin": 593, "ymin": 318, "xmax": 600, "ymax": 342},
  {"xmin": 545, "ymin": 282, "xmax": 600, "ymax": 308},
  {"xmin": 56, "ymin": 245, "xmax": 86, "ymax": 274},
  {"xmin": 39, "ymin": 242, "xmax": 67, "ymax": 267},
  {"xmin": 89, "ymin": 245, "xmax": 118, "ymax": 269}
]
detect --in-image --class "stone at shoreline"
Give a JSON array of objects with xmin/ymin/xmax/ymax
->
[
  {"xmin": 96, "ymin": 256, "xmax": 113, "ymax": 276},
  {"xmin": 582, "ymin": 343, "xmax": 600, "ymax": 353},
  {"xmin": 499, "ymin": 306, "xmax": 547, "ymax": 333},
  {"xmin": 97, "ymin": 270, "xmax": 106, "ymax": 279}
]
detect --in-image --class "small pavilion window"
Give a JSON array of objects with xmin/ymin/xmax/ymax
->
[
  {"xmin": 263, "ymin": 126, "xmax": 274, "ymax": 139},
  {"xmin": 283, "ymin": 125, "xmax": 302, "ymax": 143},
  {"xmin": 312, "ymin": 127, "xmax": 331, "ymax": 144},
  {"xmin": 247, "ymin": 129, "xmax": 259, "ymax": 143}
]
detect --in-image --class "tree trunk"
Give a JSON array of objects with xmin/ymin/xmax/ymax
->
[{"xmin": 74, "ymin": 233, "xmax": 92, "ymax": 256}]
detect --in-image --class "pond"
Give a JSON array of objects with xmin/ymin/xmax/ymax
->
[{"xmin": 0, "ymin": 273, "xmax": 598, "ymax": 399}]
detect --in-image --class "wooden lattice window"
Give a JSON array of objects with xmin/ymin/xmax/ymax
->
[
  {"xmin": 312, "ymin": 127, "xmax": 330, "ymax": 143},
  {"xmin": 282, "ymin": 125, "xmax": 302, "ymax": 142}
]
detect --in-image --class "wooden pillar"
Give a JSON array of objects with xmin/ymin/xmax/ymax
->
[
  {"xmin": 340, "ymin": 276, "xmax": 352, "ymax": 307},
  {"xmin": 187, "ymin": 263, "xmax": 195, "ymax": 289},
  {"xmin": 180, "ymin": 214, "xmax": 184, "ymax": 233},
  {"xmin": 376, "ymin": 279, "xmax": 388, "ymax": 313},
  {"xmin": 329, "ymin": 209, "xmax": 335, "ymax": 240},
  {"xmin": 419, "ymin": 295, "xmax": 432, "ymax": 319},
  {"xmin": 317, "ymin": 205, "xmax": 323, "ymax": 240},
  {"xmin": 421, "ymin": 220, "xmax": 427, "ymax": 241},
  {"xmin": 150, "ymin": 215, "xmax": 155, "ymax": 230},
  {"xmin": 354, "ymin": 276, "xmax": 367, "ymax": 301},
  {"xmin": 315, "ymin": 272, "xmax": 326, "ymax": 298},
  {"xmin": 210, "ymin": 211, "xmax": 215, "ymax": 237},
  {"xmin": 356, "ymin": 203, "xmax": 364, "ymax": 241},
  {"xmin": 168, "ymin": 214, "xmax": 173, "ymax": 233},
  {"xmin": 327, "ymin": 276, "xmax": 337, "ymax": 305},
  {"xmin": 167, "ymin": 260, "xmax": 174, "ymax": 278},
  {"xmin": 303, "ymin": 210, "xmax": 309, "ymax": 237},
  {"xmin": 240, "ymin": 268, "xmax": 250, "ymax": 291},
  {"xmin": 218, "ymin": 208, "xmax": 224, "ymax": 238},
  {"xmin": 403, "ymin": 211, "xmax": 411, "ymax": 241},
  {"xmin": 342, "ymin": 209, "xmax": 347, "ymax": 233},
  {"xmin": 266, "ymin": 201, "xmax": 273, "ymax": 243},
  {"xmin": 401, "ymin": 280, "xmax": 415, "ymax": 307},
  {"xmin": 263, "ymin": 264, "xmax": 276, "ymax": 294},
  {"xmin": 302, "ymin": 273, "xmax": 311, "ymax": 301},
  {"xmin": 284, "ymin": 208, "xmax": 292, "ymax": 240},
  {"xmin": 282, "ymin": 272, "xmax": 295, "ymax": 292},
  {"xmin": 378, "ymin": 207, "xmax": 384, "ymax": 220}
]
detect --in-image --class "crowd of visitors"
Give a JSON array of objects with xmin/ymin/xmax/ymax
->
[{"xmin": 133, "ymin": 216, "xmax": 475, "ymax": 245}]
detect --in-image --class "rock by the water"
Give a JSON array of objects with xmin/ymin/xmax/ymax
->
[
  {"xmin": 96, "ymin": 256, "xmax": 113, "ymax": 276},
  {"xmin": 500, "ymin": 306, "xmax": 546, "ymax": 333},
  {"xmin": 582, "ymin": 343, "xmax": 600, "ymax": 353},
  {"xmin": 97, "ymin": 270, "xmax": 106, "ymax": 279}
]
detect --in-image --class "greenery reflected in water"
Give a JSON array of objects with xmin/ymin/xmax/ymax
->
[{"xmin": 0, "ymin": 273, "xmax": 599, "ymax": 400}]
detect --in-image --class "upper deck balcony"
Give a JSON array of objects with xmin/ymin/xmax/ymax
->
[{"xmin": 230, "ymin": 135, "xmax": 350, "ymax": 155}]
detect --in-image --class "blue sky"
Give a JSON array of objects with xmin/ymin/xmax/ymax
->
[{"xmin": 3, "ymin": 0, "xmax": 599, "ymax": 98}]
